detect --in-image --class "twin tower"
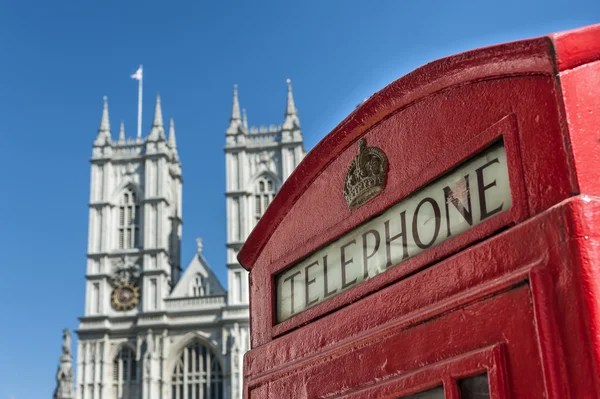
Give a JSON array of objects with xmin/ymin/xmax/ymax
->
[{"xmin": 55, "ymin": 82, "xmax": 305, "ymax": 399}]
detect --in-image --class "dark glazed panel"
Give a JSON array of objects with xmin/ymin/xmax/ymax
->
[
  {"xmin": 401, "ymin": 386, "xmax": 445, "ymax": 399},
  {"xmin": 459, "ymin": 373, "xmax": 490, "ymax": 399}
]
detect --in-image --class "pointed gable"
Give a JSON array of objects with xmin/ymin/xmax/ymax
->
[{"xmin": 170, "ymin": 240, "xmax": 225, "ymax": 299}]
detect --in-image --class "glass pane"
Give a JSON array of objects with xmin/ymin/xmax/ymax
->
[
  {"xmin": 123, "ymin": 359, "xmax": 129, "ymax": 380},
  {"xmin": 401, "ymin": 386, "xmax": 444, "ymax": 399},
  {"xmin": 255, "ymin": 195, "xmax": 261, "ymax": 215},
  {"xmin": 113, "ymin": 360, "xmax": 119, "ymax": 380},
  {"xmin": 459, "ymin": 373, "xmax": 490, "ymax": 399},
  {"xmin": 131, "ymin": 359, "xmax": 137, "ymax": 380}
]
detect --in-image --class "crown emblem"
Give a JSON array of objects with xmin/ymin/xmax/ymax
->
[{"xmin": 344, "ymin": 138, "xmax": 388, "ymax": 209}]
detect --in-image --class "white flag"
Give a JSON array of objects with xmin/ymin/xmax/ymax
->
[{"xmin": 131, "ymin": 66, "xmax": 143, "ymax": 80}]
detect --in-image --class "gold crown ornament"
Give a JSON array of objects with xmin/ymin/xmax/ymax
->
[{"xmin": 343, "ymin": 138, "xmax": 388, "ymax": 209}]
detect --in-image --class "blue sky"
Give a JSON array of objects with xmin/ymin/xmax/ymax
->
[{"xmin": 0, "ymin": 0, "xmax": 598, "ymax": 397}]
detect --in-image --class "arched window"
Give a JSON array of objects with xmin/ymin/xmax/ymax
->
[
  {"xmin": 118, "ymin": 188, "xmax": 140, "ymax": 249},
  {"xmin": 189, "ymin": 275, "xmax": 208, "ymax": 297},
  {"xmin": 254, "ymin": 177, "xmax": 275, "ymax": 222},
  {"xmin": 171, "ymin": 341, "xmax": 223, "ymax": 399},
  {"xmin": 113, "ymin": 347, "xmax": 137, "ymax": 398}
]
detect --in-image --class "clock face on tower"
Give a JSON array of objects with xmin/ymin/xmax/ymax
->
[{"xmin": 111, "ymin": 281, "xmax": 140, "ymax": 311}]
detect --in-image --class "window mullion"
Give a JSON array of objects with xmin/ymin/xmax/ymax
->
[
  {"xmin": 171, "ymin": 344, "xmax": 222, "ymax": 399},
  {"xmin": 119, "ymin": 357, "xmax": 124, "ymax": 397},
  {"xmin": 183, "ymin": 348, "xmax": 189, "ymax": 399},
  {"xmin": 206, "ymin": 351, "xmax": 212, "ymax": 399}
]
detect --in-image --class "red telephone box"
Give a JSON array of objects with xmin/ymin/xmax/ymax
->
[{"xmin": 238, "ymin": 24, "xmax": 600, "ymax": 398}]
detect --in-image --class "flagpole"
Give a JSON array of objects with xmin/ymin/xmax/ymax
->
[{"xmin": 137, "ymin": 65, "xmax": 143, "ymax": 139}]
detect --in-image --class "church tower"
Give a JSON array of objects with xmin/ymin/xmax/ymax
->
[
  {"xmin": 222, "ymin": 81, "xmax": 305, "ymax": 397},
  {"xmin": 70, "ymin": 80, "xmax": 305, "ymax": 399},
  {"xmin": 86, "ymin": 95, "xmax": 182, "ymax": 320},
  {"xmin": 224, "ymin": 80, "xmax": 306, "ymax": 306},
  {"xmin": 77, "ymin": 95, "xmax": 183, "ymax": 399}
]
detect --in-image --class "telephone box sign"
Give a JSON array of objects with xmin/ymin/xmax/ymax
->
[{"xmin": 276, "ymin": 141, "xmax": 512, "ymax": 322}]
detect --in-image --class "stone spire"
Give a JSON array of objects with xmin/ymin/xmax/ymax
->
[
  {"xmin": 226, "ymin": 85, "xmax": 244, "ymax": 135},
  {"xmin": 285, "ymin": 79, "xmax": 297, "ymax": 116},
  {"xmin": 153, "ymin": 95, "xmax": 164, "ymax": 127},
  {"xmin": 168, "ymin": 117, "xmax": 180, "ymax": 162},
  {"xmin": 168, "ymin": 117, "xmax": 177, "ymax": 148},
  {"xmin": 231, "ymin": 84, "xmax": 241, "ymax": 121},
  {"xmin": 94, "ymin": 96, "xmax": 112, "ymax": 146},
  {"xmin": 242, "ymin": 108, "xmax": 248, "ymax": 130},
  {"xmin": 148, "ymin": 94, "xmax": 166, "ymax": 141},
  {"xmin": 282, "ymin": 79, "xmax": 300, "ymax": 130},
  {"xmin": 53, "ymin": 329, "xmax": 74, "ymax": 399},
  {"xmin": 118, "ymin": 121, "xmax": 125, "ymax": 144}
]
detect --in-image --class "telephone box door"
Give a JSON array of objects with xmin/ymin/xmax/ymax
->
[
  {"xmin": 250, "ymin": 273, "xmax": 547, "ymax": 399},
  {"xmin": 335, "ymin": 284, "xmax": 544, "ymax": 398}
]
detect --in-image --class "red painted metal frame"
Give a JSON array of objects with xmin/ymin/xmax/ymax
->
[
  {"xmin": 337, "ymin": 344, "xmax": 508, "ymax": 399},
  {"xmin": 244, "ymin": 197, "xmax": 600, "ymax": 398},
  {"xmin": 239, "ymin": 24, "xmax": 600, "ymax": 399}
]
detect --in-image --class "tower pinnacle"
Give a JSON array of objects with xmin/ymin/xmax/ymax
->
[
  {"xmin": 168, "ymin": 117, "xmax": 177, "ymax": 148},
  {"xmin": 148, "ymin": 94, "xmax": 166, "ymax": 141},
  {"xmin": 53, "ymin": 329, "xmax": 74, "ymax": 399},
  {"xmin": 282, "ymin": 79, "xmax": 300, "ymax": 130},
  {"xmin": 242, "ymin": 108, "xmax": 248, "ymax": 130},
  {"xmin": 100, "ymin": 96, "xmax": 110, "ymax": 131},
  {"xmin": 118, "ymin": 121, "xmax": 125, "ymax": 144},
  {"xmin": 94, "ymin": 96, "xmax": 112, "ymax": 146},
  {"xmin": 231, "ymin": 84, "xmax": 241, "ymax": 122},
  {"xmin": 153, "ymin": 94, "xmax": 164, "ymax": 128},
  {"xmin": 226, "ymin": 84, "xmax": 244, "ymax": 135},
  {"xmin": 285, "ymin": 79, "xmax": 297, "ymax": 116}
]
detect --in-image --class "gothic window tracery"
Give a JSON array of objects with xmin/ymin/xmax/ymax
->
[
  {"xmin": 118, "ymin": 188, "xmax": 140, "ymax": 249},
  {"xmin": 254, "ymin": 177, "xmax": 275, "ymax": 222},
  {"xmin": 189, "ymin": 275, "xmax": 209, "ymax": 297},
  {"xmin": 112, "ymin": 346, "xmax": 137, "ymax": 398},
  {"xmin": 171, "ymin": 341, "xmax": 223, "ymax": 399}
]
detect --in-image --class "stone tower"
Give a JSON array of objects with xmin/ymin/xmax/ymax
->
[
  {"xmin": 76, "ymin": 95, "xmax": 184, "ymax": 399},
  {"xmin": 224, "ymin": 80, "xmax": 306, "ymax": 307}
]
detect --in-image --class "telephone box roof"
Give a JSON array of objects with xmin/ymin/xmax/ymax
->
[{"xmin": 238, "ymin": 23, "xmax": 600, "ymax": 271}]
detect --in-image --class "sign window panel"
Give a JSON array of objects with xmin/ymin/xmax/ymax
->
[{"xmin": 276, "ymin": 141, "xmax": 511, "ymax": 323}]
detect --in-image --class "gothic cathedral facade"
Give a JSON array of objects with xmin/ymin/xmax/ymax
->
[{"xmin": 55, "ymin": 82, "xmax": 305, "ymax": 399}]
